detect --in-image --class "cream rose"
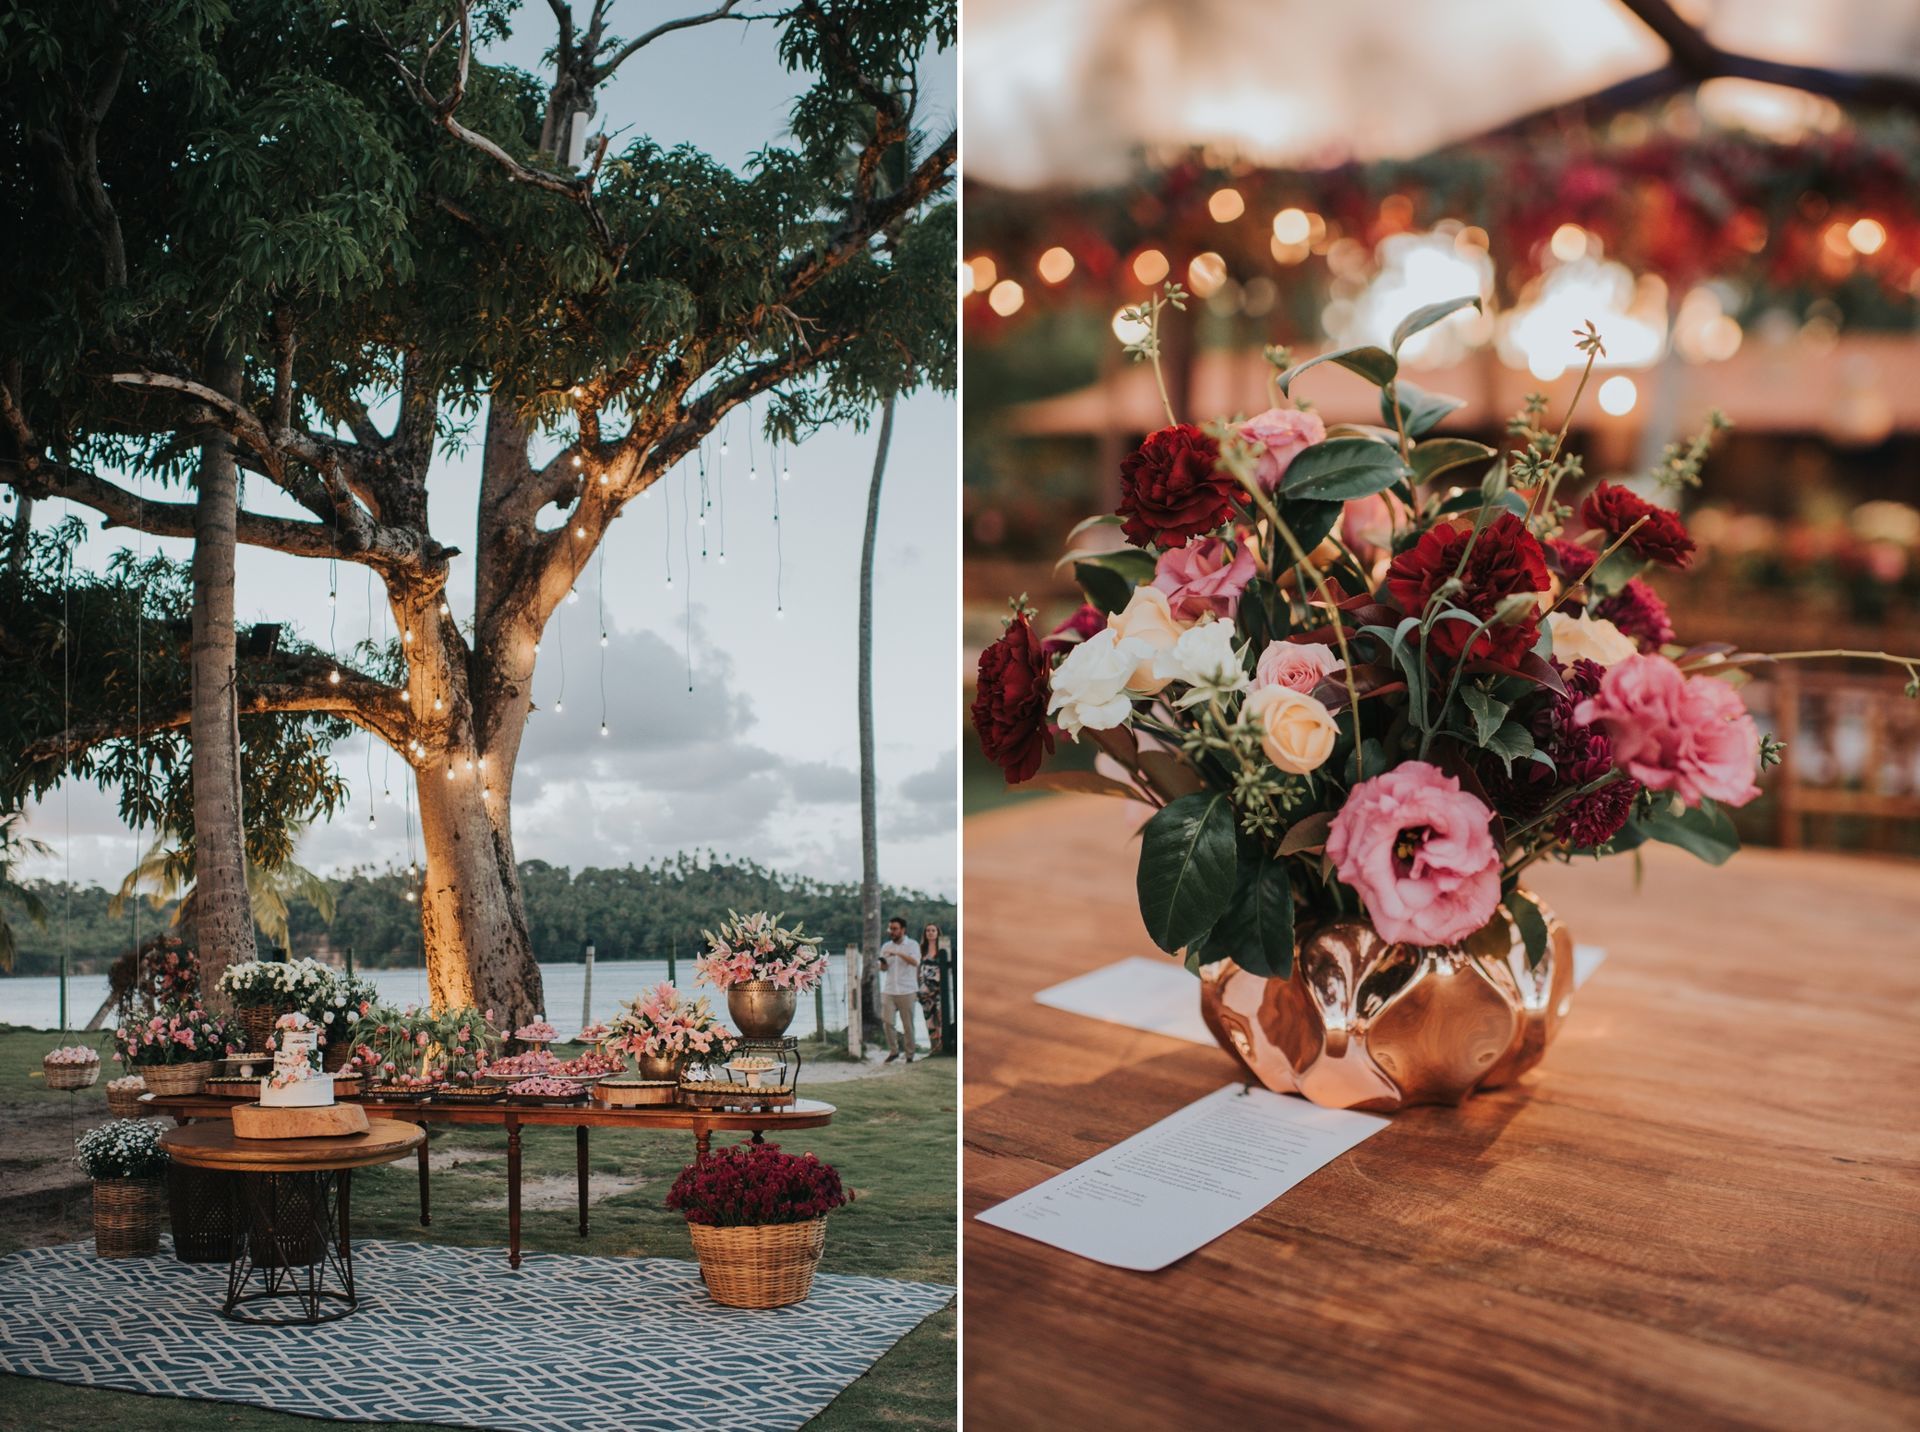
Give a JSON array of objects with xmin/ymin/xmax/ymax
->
[
  {"xmin": 1547, "ymin": 611, "xmax": 1637, "ymax": 668},
  {"xmin": 1244, "ymin": 685, "xmax": 1338, "ymax": 774},
  {"xmin": 1106, "ymin": 585, "xmax": 1186, "ymax": 695}
]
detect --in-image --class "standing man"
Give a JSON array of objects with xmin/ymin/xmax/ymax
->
[{"xmin": 877, "ymin": 915, "xmax": 921, "ymax": 1063}]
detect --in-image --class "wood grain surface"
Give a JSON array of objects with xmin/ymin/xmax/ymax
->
[
  {"xmin": 962, "ymin": 794, "xmax": 1920, "ymax": 1431},
  {"xmin": 162, "ymin": 1117, "xmax": 425, "ymax": 1171}
]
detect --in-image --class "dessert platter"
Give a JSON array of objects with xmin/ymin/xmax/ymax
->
[
  {"xmin": 590, "ymin": 1077, "xmax": 680, "ymax": 1107},
  {"xmin": 504, "ymin": 1075, "xmax": 589, "ymax": 1105},
  {"xmin": 231, "ymin": 1013, "xmax": 370, "ymax": 1138}
]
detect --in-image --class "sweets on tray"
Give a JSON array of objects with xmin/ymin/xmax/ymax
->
[
  {"xmin": 507, "ymin": 1076, "xmax": 584, "ymax": 1098},
  {"xmin": 483, "ymin": 1049, "xmax": 562, "ymax": 1079}
]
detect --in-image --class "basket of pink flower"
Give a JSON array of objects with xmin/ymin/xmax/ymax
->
[
  {"xmin": 42, "ymin": 1044, "xmax": 101, "ymax": 1091},
  {"xmin": 970, "ymin": 290, "xmax": 1920, "ymax": 1112},
  {"xmin": 114, "ymin": 1005, "xmax": 237, "ymax": 1096},
  {"xmin": 668, "ymin": 1142, "xmax": 851, "ymax": 1308},
  {"xmin": 696, "ymin": 911, "xmax": 828, "ymax": 1039}
]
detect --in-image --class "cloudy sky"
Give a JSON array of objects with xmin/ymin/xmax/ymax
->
[{"xmin": 20, "ymin": 6, "xmax": 959, "ymax": 901}]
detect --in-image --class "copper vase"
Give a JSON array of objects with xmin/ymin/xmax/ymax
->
[
  {"xmin": 727, "ymin": 981, "xmax": 797, "ymax": 1039},
  {"xmin": 1198, "ymin": 900, "xmax": 1575, "ymax": 1111},
  {"xmin": 636, "ymin": 1052, "xmax": 682, "ymax": 1081}
]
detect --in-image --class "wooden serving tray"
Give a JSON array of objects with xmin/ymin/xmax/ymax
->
[{"xmin": 232, "ymin": 1101, "xmax": 370, "ymax": 1140}]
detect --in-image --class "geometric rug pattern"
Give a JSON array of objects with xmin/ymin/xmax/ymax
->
[{"xmin": 0, "ymin": 1238, "xmax": 954, "ymax": 1431}]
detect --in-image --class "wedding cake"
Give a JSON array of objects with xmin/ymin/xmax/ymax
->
[{"xmin": 259, "ymin": 1012, "xmax": 335, "ymax": 1108}]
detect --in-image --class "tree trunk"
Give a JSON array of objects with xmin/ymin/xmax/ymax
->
[
  {"xmin": 856, "ymin": 395, "xmax": 896, "ymax": 1046},
  {"xmin": 412, "ymin": 731, "xmax": 545, "ymax": 1029},
  {"xmin": 190, "ymin": 348, "xmax": 257, "ymax": 1002}
]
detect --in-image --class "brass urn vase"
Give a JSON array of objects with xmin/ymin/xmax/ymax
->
[
  {"xmin": 1198, "ymin": 900, "xmax": 1575, "ymax": 1111},
  {"xmin": 728, "ymin": 981, "xmax": 797, "ymax": 1040},
  {"xmin": 636, "ymin": 1052, "xmax": 682, "ymax": 1081}
]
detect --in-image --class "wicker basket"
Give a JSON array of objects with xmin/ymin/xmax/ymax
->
[
  {"xmin": 93, "ymin": 1177, "xmax": 165, "ymax": 1258},
  {"xmin": 167, "ymin": 1163, "xmax": 237, "ymax": 1263},
  {"xmin": 321, "ymin": 1038, "xmax": 355, "ymax": 1072},
  {"xmin": 105, "ymin": 1080, "xmax": 149, "ymax": 1118},
  {"xmin": 43, "ymin": 1058, "xmax": 101, "ymax": 1091},
  {"xmin": 688, "ymin": 1218, "xmax": 827, "ymax": 1308},
  {"xmin": 238, "ymin": 1003, "xmax": 285, "ymax": 1055},
  {"xmin": 139, "ymin": 1060, "xmax": 214, "ymax": 1096}
]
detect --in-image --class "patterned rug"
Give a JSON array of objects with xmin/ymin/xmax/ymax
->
[{"xmin": 0, "ymin": 1238, "xmax": 953, "ymax": 1431}]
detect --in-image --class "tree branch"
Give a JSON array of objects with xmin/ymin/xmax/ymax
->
[
  {"xmin": 591, "ymin": 2, "xmax": 757, "ymax": 83},
  {"xmin": 778, "ymin": 128, "xmax": 955, "ymax": 304}
]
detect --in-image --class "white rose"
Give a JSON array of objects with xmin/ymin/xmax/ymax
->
[
  {"xmin": 1546, "ymin": 611, "xmax": 1637, "ymax": 668},
  {"xmin": 1105, "ymin": 585, "xmax": 1186, "ymax": 695},
  {"xmin": 1046, "ymin": 628, "xmax": 1147, "ymax": 738},
  {"xmin": 1152, "ymin": 619, "xmax": 1250, "ymax": 708}
]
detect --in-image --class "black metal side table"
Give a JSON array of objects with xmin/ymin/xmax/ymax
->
[{"xmin": 159, "ymin": 1119, "xmax": 425, "ymax": 1325}]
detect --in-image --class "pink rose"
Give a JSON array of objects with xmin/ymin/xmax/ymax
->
[
  {"xmin": 1572, "ymin": 653, "xmax": 1761, "ymax": 808},
  {"xmin": 1326, "ymin": 760, "xmax": 1501, "ymax": 946},
  {"xmin": 1151, "ymin": 537, "xmax": 1256, "ymax": 622},
  {"xmin": 1238, "ymin": 407, "xmax": 1327, "ymax": 491},
  {"xmin": 1254, "ymin": 640, "xmax": 1341, "ymax": 695},
  {"xmin": 1341, "ymin": 490, "xmax": 1408, "ymax": 561}
]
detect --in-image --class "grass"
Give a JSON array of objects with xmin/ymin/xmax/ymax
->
[{"xmin": 0, "ymin": 1025, "xmax": 955, "ymax": 1431}]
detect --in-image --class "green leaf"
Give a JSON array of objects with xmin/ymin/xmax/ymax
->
[
  {"xmin": 1482, "ymin": 721, "xmax": 1536, "ymax": 774},
  {"xmin": 1062, "ymin": 547, "xmax": 1156, "ymax": 614},
  {"xmin": 1381, "ymin": 382, "xmax": 1466, "ymax": 439},
  {"xmin": 1064, "ymin": 514, "xmax": 1124, "ymax": 543},
  {"xmin": 1508, "ymin": 890, "xmax": 1550, "ymax": 969},
  {"xmin": 1194, "ymin": 849, "xmax": 1295, "ymax": 978},
  {"xmin": 1411, "ymin": 438, "xmax": 1500, "ymax": 485},
  {"xmin": 1277, "ymin": 346, "xmax": 1397, "ymax": 397},
  {"xmin": 1390, "ymin": 295, "xmax": 1482, "ymax": 353},
  {"xmin": 1640, "ymin": 799, "xmax": 1740, "ymax": 866},
  {"xmin": 1280, "ymin": 438, "xmax": 1408, "ymax": 502},
  {"xmin": 1277, "ymin": 810, "xmax": 1334, "ymax": 855},
  {"xmin": 1460, "ymin": 685, "xmax": 1509, "ymax": 747},
  {"xmin": 1276, "ymin": 498, "xmax": 1343, "ymax": 554},
  {"xmin": 1135, "ymin": 793, "xmax": 1239, "ymax": 954}
]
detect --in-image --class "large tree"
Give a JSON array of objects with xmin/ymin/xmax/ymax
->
[{"xmin": 0, "ymin": 0, "xmax": 956, "ymax": 1026}]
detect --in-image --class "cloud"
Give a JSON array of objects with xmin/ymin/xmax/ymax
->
[{"xmin": 785, "ymin": 760, "xmax": 858, "ymax": 805}]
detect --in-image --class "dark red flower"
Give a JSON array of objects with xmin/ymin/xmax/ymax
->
[
  {"xmin": 1386, "ymin": 512, "xmax": 1550, "ymax": 665},
  {"xmin": 1042, "ymin": 602, "xmax": 1107, "ymax": 656},
  {"xmin": 1117, "ymin": 425, "xmax": 1235, "ymax": 548},
  {"xmin": 1581, "ymin": 483, "xmax": 1696, "ymax": 568},
  {"xmin": 1592, "ymin": 578, "xmax": 1674, "ymax": 650},
  {"xmin": 1545, "ymin": 537, "xmax": 1595, "ymax": 583},
  {"xmin": 666, "ymin": 1141, "xmax": 850, "ymax": 1227},
  {"xmin": 1476, "ymin": 657, "xmax": 1639, "ymax": 846},
  {"xmin": 1556, "ymin": 777, "xmax": 1637, "ymax": 849},
  {"xmin": 971, "ymin": 614, "xmax": 1054, "ymax": 784}
]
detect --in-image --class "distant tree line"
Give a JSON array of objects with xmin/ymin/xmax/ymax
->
[{"xmin": 6, "ymin": 853, "xmax": 955, "ymax": 977}]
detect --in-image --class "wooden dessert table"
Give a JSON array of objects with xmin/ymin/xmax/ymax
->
[
  {"xmin": 148, "ymin": 1093, "xmax": 836, "ymax": 1267},
  {"xmin": 965, "ymin": 794, "xmax": 1920, "ymax": 1431},
  {"xmin": 162, "ymin": 1119, "xmax": 425, "ymax": 1324}
]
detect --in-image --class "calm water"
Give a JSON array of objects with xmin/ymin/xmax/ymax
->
[{"xmin": 0, "ymin": 957, "xmax": 878, "ymax": 1038}]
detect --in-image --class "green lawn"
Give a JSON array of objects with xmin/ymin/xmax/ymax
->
[{"xmin": 0, "ymin": 1026, "xmax": 955, "ymax": 1431}]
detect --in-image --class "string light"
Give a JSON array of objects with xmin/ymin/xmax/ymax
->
[
  {"xmin": 438, "ymin": 600, "xmax": 449, "ymax": 616},
  {"xmin": 404, "ymin": 628, "xmax": 414, "ymax": 643},
  {"xmin": 566, "ymin": 586, "xmax": 580, "ymax": 604},
  {"xmin": 329, "ymin": 668, "xmax": 341, "ymax": 685}
]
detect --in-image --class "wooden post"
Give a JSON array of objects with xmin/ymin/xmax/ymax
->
[
  {"xmin": 582, "ymin": 942, "xmax": 595, "ymax": 1031},
  {"xmin": 815, "ymin": 981, "xmax": 827, "ymax": 1042},
  {"xmin": 345, "ymin": 945, "xmax": 355, "ymax": 978},
  {"xmin": 938, "ymin": 935, "xmax": 955, "ymax": 1057},
  {"xmin": 845, "ymin": 944, "xmax": 863, "ymax": 1058},
  {"xmin": 666, "ymin": 938, "xmax": 677, "ymax": 987}
]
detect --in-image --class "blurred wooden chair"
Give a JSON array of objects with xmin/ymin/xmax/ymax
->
[{"xmin": 1748, "ymin": 668, "xmax": 1920, "ymax": 852}]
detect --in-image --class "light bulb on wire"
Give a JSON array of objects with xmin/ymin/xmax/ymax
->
[
  {"xmin": 567, "ymin": 587, "xmax": 580, "ymax": 605},
  {"xmin": 328, "ymin": 669, "xmax": 340, "ymax": 686}
]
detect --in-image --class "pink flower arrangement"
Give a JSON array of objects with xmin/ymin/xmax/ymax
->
[
  {"xmin": 1253, "ymin": 640, "xmax": 1342, "ymax": 695},
  {"xmin": 609, "ymin": 983, "xmax": 737, "ymax": 1062},
  {"xmin": 1326, "ymin": 762, "xmax": 1502, "ymax": 947},
  {"xmin": 43, "ymin": 1045, "xmax": 100, "ymax": 1066},
  {"xmin": 1573, "ymin": 654, "xmax": 1763, "ymax": 809},
  {"xmin": 695, "ymin": 910, "xmax": 827, "ymax": 992},
  {"xmin": 113, "ymin": 1006, "xmax": 237, "ymax": 1068},
  {"xmin": 1152, "ymin": 537, "xmax": 1256, "ymax": 622}
]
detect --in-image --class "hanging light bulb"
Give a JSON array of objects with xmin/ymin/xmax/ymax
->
[
  {"xmin": 404, "ymin": 889, "xmax": 417, "ymax": 903},
  {"xmin": 749, "ymin": 465, "xmax": 758, "ymax": 481},
  {"xmin": 781, "ymin": 464, "xmax": 791, "ymax": 481},
  {"xmin": 401, "ymin": 689, "xmax": 411, "ymax": 703},
  {"xmin": 599, "ymin": 472, "xmax": 610, "ymax": 486},
  {"xmin": 438, "ymin": 601, "xmax": 449, "ymax": 616},
  {"xmin": 432, "ymin": 696, "xmax": 443, "ymax": 711},
  {"xmin": 720, "ymin": 440, "xmax": 729, "ymax": 456},
  {"xmin": 368, "ymin": 813, "xmax": 377, "ymax": 828},
  {"xmin": 477, "ymin": 755, "xmax": 487, "ymax": 771},
  {"xmin": 554, "ymin": 699, "xmax": 565, "ymax": 713},
  {"xmin": 404, "ymin": 629, "xmax": 414, "ymax": 644},
  {"xmin": 327, "ymin": 590, "xmax": 337, "ymax": 607},
  {"xmin": 463, "ymin": 757, "xmax": 473, "ymax": 773},
  {"xmin": 567, "ymin": 587, "xmax": 580, "ymax": 604},
  {"xmin": 574, "ymin": 526, "xmax": 586, "ymax": 540},
  {"xmin": 599, "ymin": 632, "xmax": 608, "ymax": 647},
  {"xmin": 533, "ymin": 641, "xmax": 541, "ymax": 655},
  {"xmin": 328, "ymin": 669, "xmax": 341, "ymax": 686},
  {"xmin": 572, "ymin": 454, "xmax": 584, "ymax": 469},
  {"xmin": 444, "ymin": 765, "xmax": 454, "ymax": 781},
  {"xmin": 599, "ymin": 722, "xmax": 609, "ymax": 738},
  {"xmin": 776, "ymin": 605, "xmax": 785, "ymax": 619},
  {"xmin": 665, "ymin": 574, "xmax": 673, "ymax": 588}
]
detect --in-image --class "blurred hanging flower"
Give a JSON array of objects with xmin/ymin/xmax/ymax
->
[
  {"xmin": 1581, "ymin": 483, "xmax": 1696, "ymax": 568},
  {"xmin": 1117, "ymin": 425, "xmax": 1234, "ymax": 548},
  {"xmin": 1387, "ymin": 513, "xmax": 1549, "ymax": 665},
  {"xmin": 1152, "ymin": 537, "xmax": 1256, "ymax": 622},
  {"xmin": 1238, "ymin": 407, "xmax": 1326, "ymax": 491},
  {"xmin": 972, "ymin": 613, "xmax": 1054, "ymax": 783},
  {"xmin": 1326, "ymin": 761, "xmax": 1501, "ymax": 947},
  {"xmin": 1573, "ymin": 653, "xmax": 1760, "ymax": 807},
  {"xmin": 1048, "ymin": 629, "xmax": 1150, "ymax": 737}
]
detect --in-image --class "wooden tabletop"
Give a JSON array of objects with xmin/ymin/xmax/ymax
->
[
  {"xmin": 147, "ymin": 1094, "xmax": 836, "ymax": 1133},
  {"xmin": 162, "ymin": 1118, "xmax": 426, "ymax": 1171},
  {"xmin": 963, "ymin": 794, "xmax": 1920, "ymax": 1431}
]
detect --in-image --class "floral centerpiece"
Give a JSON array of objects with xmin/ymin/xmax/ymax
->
[
  {"xmin": 667, "ymin": 1142, "xmax": 851, "ymax": 1308},
  {"xmin": 348, "ymin": 1003, "xmax": 497, "ymax": 1090},
  {"xmin": 113, "ymin": 1004, "xmax": 237, "ymax": 1095},
  {"xmin": 971, "ymin": 289, "xmax": 1918, "ymax": 1111},
  {"xmin": 609, "ymin": 983, "xmax": 736, "ymax": 1079},
  {"xmin": 76, "ymin": 1118, "xmax": 170, "ymax": 1258},
  {"xmin": 218, "ymin": 957, "xmax": 349, "ymax": 1055},
  {"xmin": 42, "ymin": 1044, "xmax": 101, "ymax": 1091},
  {"xmin": 696, "ymin": 910, "xmax": 827, "ymax": 1039}
]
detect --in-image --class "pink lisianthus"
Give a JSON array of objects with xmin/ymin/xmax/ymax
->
[
  {"xmin": 1151, "ymin": 538, "xmax": 1257, "ymax": 622},
  {"xmin": 1238, "ymin": 407, "xmax": 1327, "ymax": 491},
  {"xmin": 1326, "ymin": 761, "xmax": 1502, "ymax": 947},
  {"xmin": 1340, "ymin": 490, "xmax": 1406, "ymax": 559},
  {"xmin": 1253, "ymin": 640, "xmax": 1342, "ymax": 695},
  {"xmin": 1572, "ymin": 653, "xmax": 1761, "ymax": 808}
]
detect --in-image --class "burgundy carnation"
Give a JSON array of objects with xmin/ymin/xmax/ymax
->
[
  {"xmin": 1555, "ymin": 777, "xmax": 1637, "ymax": 849},
  {"xmin": 1581, "ymin": 482, "xmax": 1696, "ymax": 568},
  {"xmin": 1386, "ymin": 512, "xmax": 1550, "ymax": 666},
  {"xmin": 1117, "ymin": 425, "xmax": 1235, "ymax": 548},
  {"xmin": 1545, "ymin": 536, "xmax": 1595, "ymax": 583},
  {"xmin": 1042, "ymin": 602, "xmax": 1106, "ymax": 656},
  {"xmin": 971, "ymin": 614, "xmax": 1054, "ymax": 784},
  {"xmin": 1592, "ymin": 578, "xmax": 1674, "ymax": 650},
  {"xmin": 1478, "ymin": 657, "xmax": 1640, "ymax": 846}
]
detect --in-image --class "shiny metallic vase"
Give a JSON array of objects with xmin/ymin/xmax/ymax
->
[
  {"xmin": 636, "ymin": 1053, "xmax": 682, "ymax": 1081},
  {"xmin": 728, "ymin": 981, "xmax": 798, "ymax": 1039},
  {"xmin": 1198, "ymin": 900, "xmax": 1575, "ymax": 1111}
]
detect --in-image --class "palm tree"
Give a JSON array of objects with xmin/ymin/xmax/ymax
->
[
  {"xmin": 114, "ymin": 824, "xmax": 336, "ymax": 952},
  {"xmin": 0, "ymin": 810, "xmax": 50, "ymax": 973},
  {"xmin": 857, "ymin": 394, "xmax": 897, "ymax": 1050}
]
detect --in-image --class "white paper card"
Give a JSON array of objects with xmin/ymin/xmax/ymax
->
[
  {"xmin": 975, "ymin": 1084, "xmax": 1388, "ymax": 1271},
  {"xmin": 1035, "ymin": 946, "xmax": 1609, "ymax": 1044}
]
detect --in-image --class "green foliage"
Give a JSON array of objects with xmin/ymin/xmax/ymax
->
[{"xmin": 1136, "ymin": 792, "xmax": 1237, "ymax": 955}]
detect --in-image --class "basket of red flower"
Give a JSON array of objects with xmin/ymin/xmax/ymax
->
[{"xmin": 667, "ymin": 1142, "xmax": 850, "ymax": 1308}]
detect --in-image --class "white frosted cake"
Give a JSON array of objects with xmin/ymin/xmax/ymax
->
[{"xmin": 259, "ymin": 1013, "xmax": 335, "ymax": 1108}]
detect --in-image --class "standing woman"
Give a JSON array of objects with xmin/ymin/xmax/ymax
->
[{"xmin": 918, "ymin": 923, "xmax": 945, "ymax": 1055}]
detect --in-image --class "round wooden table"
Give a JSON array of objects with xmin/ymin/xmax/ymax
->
[{"xmin": 162, "ymin": 1119, "xmax": 425, "ymax": 1325}]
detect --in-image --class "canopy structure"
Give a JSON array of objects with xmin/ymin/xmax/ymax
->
[{"xmin": 965, "ymin": 0, "xmax": 1920, "ymax": 190}]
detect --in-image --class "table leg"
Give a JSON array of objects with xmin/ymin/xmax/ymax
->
[
  {"xmin": 336, "ymin": 1168, "xmax": 356, "ymax": 1305},
  {"xmin": 695, "ymin": 1126, "xmax": 711, "ymax": 1159},
  {"xmin": 750, "ymin": 1128, "xmax": 766, "ymax": 1145},
  {"xmin": 576, "ymin": 1125, "xmax": 589, "ymax": 1237},
  {"xmin": 507, "ymin": 1116, "xmax": 523, "ymax": 1269},
  {"xmin": 416, "ymin": 1124, "xmax": 431, "ymax": 1227}
]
